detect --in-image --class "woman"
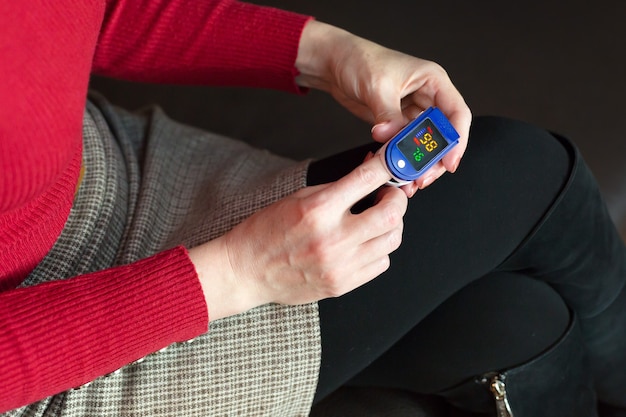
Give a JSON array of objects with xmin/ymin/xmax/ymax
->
[{"xmin": 1, "ymin": 0, "xmax": 624, "ymax": 415}]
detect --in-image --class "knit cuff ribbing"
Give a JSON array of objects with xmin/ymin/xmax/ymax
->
[{"xmin": 0, "ymin": 246, "xmax": 207, "ymax": 411}]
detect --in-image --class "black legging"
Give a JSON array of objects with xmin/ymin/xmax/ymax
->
[{"xmin": 307, "ymin": 115, "xmax": 613, "ymax": 403}]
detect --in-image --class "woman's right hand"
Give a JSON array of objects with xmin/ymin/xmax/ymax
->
[{"xmin": 188, "ymin": 156, "xmax": 407, "ymax": 321}]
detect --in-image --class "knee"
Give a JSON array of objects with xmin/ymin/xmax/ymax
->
[
  {"xmin": 460, "ymin": 116, "xmax": 575, "ymax": 190},
  {"xmin": 470, "ymin": 116, "xmax": 574, "ymax": 165}
]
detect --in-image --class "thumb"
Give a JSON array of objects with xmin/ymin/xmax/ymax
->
[{"xmin": 368, "ymin": 91, "xmax": 407, "ymax": 143}]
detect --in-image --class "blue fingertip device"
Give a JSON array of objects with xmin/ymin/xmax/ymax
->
[{"xmin": 378, "ymin": 107, "xmax": 459, "ymax": 186}]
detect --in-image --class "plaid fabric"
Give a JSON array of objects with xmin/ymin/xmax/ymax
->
[{"xmin": 7, "ymin": 94, "xmax": 321, "ymax": 416}]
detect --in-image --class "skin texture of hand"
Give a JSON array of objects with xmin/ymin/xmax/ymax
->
[
  {"xmin": 189, "ymin": 156, "xmax": 407, "ymax": 322},
  {"xmin": 295, "ymin": 20, "xmax": 472, "ymax": 196}
]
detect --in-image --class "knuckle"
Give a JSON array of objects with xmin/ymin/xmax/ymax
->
[
  {"xmin": 320, "ymin": 270, "xmax": 344, "ymax": 298},
  {"xmin": 388, "ymin": 228, "xmax": 403, "ymax": 251},
  {"xmin": 377, "ymin": 256, "xmax": 391, "ymax": 274},
  {"xmin": 311, "ymin": 240, "xmax": 333, "ymax": 266},
  {"xmin": 297, "ymin": 196, "xmax": 328, "ymax": 229},
  {"xmin": 424, "ymin": 61, "xmax": 448, "ymax": 78},
  {"xmin": 355, "ymin": 164, "xmax": 379, "ymax": 188},
  {"xmin": 298, "ymin": 194, "xmax": 323, "ymax": 215},
  {"xmin": 382, "ymin": 202, "xmax": 404, "ymax": 228},
  {"xmin": 292, "ymin": 198, "xmax": 309, "ymax": 222},
  {"xmin": 309, "ymin": 230, "xmax": 343, "ymax": 266}
]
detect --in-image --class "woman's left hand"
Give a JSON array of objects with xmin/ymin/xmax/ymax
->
[{"xmin": 296, "ymin": 20, "xmax": 472, "ymax": 196}]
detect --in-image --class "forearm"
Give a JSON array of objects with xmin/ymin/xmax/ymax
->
[
  {"xmin": 95, "ymin": 0, "xmax": 312, "ymax": 91},
  {"xmin": 0, "ymin": 246, "xmax": 207, "ymax": 413}
]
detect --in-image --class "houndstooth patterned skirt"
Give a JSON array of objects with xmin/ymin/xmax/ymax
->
[{"xmin": 7, "ymin": 93, "xmax": 321, "ymax": 416}]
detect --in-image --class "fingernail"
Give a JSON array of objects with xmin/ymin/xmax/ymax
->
[
  {"xmin": 371, "ymin": 122, "xmax": 388, "ymax": 134},
  {"xmin": 420, "ymin": 174, "xmax": 436, "ymax": 189},
  {"xmin": 451, "ymin": 157, "xmax": 461, "ymax": 173}
]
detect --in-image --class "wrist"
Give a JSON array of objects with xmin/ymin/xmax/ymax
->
[
  {"xmin": 187, "ymin": 238, "xmax": 261, "ymax": 322},
  {"xmin": 295, "ymin": 20, "xmax": 353, "ymax": 91}
]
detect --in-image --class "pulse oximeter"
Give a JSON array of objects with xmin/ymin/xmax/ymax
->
[{"xmin": 378, "ymin": 107, "xmax": 459, "ymax": 186}]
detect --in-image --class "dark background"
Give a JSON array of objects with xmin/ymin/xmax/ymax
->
[{"xmin": 90, "ymin": 0, "xmax": 626, "ymax": 232}]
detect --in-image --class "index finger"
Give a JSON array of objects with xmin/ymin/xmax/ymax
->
[{"xmin": 320, "ymin": 155, "xmax": 392, "ymax": 210}]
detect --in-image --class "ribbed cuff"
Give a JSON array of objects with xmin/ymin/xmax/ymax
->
[{"xmin": 0, "ymin": 246, "xmax": 207, "ymax": 412}]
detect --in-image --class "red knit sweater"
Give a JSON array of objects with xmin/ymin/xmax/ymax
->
[{"xmin": 0, "ymin": 0, "xmax": 310, "ymax": 412}]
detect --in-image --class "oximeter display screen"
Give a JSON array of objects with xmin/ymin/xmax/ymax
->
[{"xmin": 397, "ymin": 118, "xmax": 448, "ymax": 172}]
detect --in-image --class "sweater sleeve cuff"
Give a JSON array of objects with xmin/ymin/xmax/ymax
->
[{"xmin": 0, "ymin": 246, "xmax": 207, "ymax": 411}]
